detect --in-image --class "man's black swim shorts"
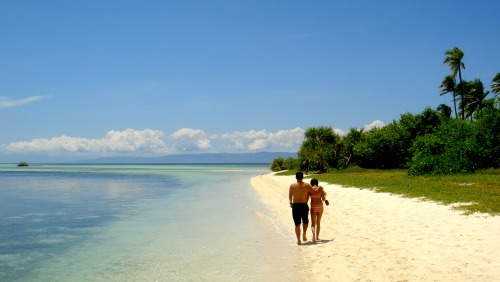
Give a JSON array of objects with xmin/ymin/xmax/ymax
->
[{"xmin": 292, "ymin": 203, "xmax": 309, "ymax": 226}]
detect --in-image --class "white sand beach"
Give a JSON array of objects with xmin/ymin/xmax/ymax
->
[{"xmin": 251, "ymin": 172, "xmax": 500, "ymax": 281}]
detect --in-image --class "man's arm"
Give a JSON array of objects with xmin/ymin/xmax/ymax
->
[
  {"xmin": 306, "ymin": 183, "xmax": 314, "ymax": 192},
  {"xmin": 289, "ymin": 185, "xmax": 294, "ymax": 207},
  {"xmin": 305, "ymin": 183, "xmax": 313, "ymax": 201}
]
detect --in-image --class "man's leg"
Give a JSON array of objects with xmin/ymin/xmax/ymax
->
[
  {"xmin": 292, "ymin": 205, "xmax": 302, "ymax": 245},
  {"xmin": 295, "ymin": 225, "xmax": 301, "ymax": 245},
  {"xmin": 301, "ymin": 205, "xmax": 309, "ymax": 242}
]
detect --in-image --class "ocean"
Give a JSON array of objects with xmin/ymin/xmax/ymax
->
[{"xmin": 0, "ymin": 164, "xmax": 298, "ymax": 281}]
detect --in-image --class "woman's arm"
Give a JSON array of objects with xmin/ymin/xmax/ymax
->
[{"xmin": 320, "ymin": 186, "xmax": 327, "ymax": 201}]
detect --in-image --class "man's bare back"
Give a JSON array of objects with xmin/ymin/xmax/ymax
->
[{"xmin": 289, "ymin": 181, "xmax": 312, "ymax": 204}]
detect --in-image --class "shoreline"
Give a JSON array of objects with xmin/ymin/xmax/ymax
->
[{"xmin": 251, "ymin": 172, "xmax": 500, "ymax": 281}]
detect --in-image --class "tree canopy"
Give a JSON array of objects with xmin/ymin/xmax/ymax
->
[{"xmin": 271, "ymin": 47, "xmax": 499, "ymax": 175}]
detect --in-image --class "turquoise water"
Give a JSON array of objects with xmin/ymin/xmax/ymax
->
[{"xmin": 0, "ymin": 164, "xmax": 298, "ymax": 281}]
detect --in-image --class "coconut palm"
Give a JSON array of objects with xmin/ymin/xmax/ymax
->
[
  {"xmin": 444, "ymin": 47, "xmax": 466, "ymax": 119},
  {"xmin": 492, "ymin": 73, "xmax": 500, "ymax": 95},
  {"xmin": 439, "ymin": 75, "xmax": 458, "ymax": 118},
  {"xmin": 462, "ymin": 79, "xmax": 489, "ymax": 119}
]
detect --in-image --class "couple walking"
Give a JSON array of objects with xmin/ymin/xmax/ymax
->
[{"xmin": 289, "ymin": 171, "xmax": 328, "ymax": 245}]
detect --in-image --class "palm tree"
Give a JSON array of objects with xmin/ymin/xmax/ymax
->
[
  {"xmin": 492, "ymin": 73, "xmax": 500, "ymax": 95},
  {"xmin": 439, "ymin": 75, "xmax": 458, "ymax": 118},
  {"xmin": 444, "ymin": 47, "xmax": 466, "ymax": 119},
  {"xmin": 462, "ymin": 79, "xmax": 489, "ymax": 119}
]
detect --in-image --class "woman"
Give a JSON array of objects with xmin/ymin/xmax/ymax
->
[{"xmin": 309, "ymin": 178, "xmax": 327, "ymax": 243}]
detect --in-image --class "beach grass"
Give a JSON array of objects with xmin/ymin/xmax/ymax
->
[{"xmin": 277, "ymin": 168, "xmax": 500, "ymax": 215}]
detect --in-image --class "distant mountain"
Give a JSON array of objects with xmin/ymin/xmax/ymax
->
[{"xmin": 79, "ymin": 152, "xmax": 297, "ymax": 164}]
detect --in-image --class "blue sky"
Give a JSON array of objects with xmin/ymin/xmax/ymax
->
[{"xmin": 1, "ymin": 0, "xmax": 499, "ymax": 162}]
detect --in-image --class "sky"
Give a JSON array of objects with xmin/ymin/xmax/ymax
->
[{"xmin": 1, "ymin": 0, "xmax": 499, "ymax": 162}]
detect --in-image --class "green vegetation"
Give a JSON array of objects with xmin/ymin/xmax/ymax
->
[
  {"xmin": 17, "ymin": 161, "xmax": 29, "ymax": 167},
  {"xmin": 271, "ymin": 47, "xmax": 499, "ymax": 175},
  {"xmin": 298, "ymin": 127, "xmax": 340, "ymax": 173},
  {"xmin": 270, "ymin": 157, "xmax": 299, "ymax": 171},
  {"xmin": 270, "ymin": 47, "xmax": 499, "ymax": 215},
  {"xmin": 442, "ymin": 46, "xmax": 465, "ymax": 119},
  {"xmin": 277, "ymin": 168, "xmax": 500, "ymax": 215}
]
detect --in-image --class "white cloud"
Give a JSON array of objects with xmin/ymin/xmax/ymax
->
[
  {"xmin": 3, "ymin": 127, "xmax": 304, "ymax": 155},
  {"xmin": 333, "ymin": 128, "xmax": 346, "ymax": 136},
  {"xmin": 1, "ymin": 123, "xmax": 390, "ymax": 158},
  {"xmin": 1, "ymin": 127, "xmax": 310, "ymax": 158},
  {"xmin": 197, "ymin": 139, "xmax": 212, "ymax": 149},
  {"xmin": 169, "ymin": 128, "xmax": 214, "ymax": 139},
  {"xmin": 221, "ymin": 128, "xmax": 304, "ymax": 151},
  {"xmin": 0, "ymin": 96, "xmax": 46, "ymax": 108},
  {"xmin": 168, "ymin": 128, "xmax": 215, "ymax": 152},
  {"xmin": 3, "ymin": 129, "xmax": 166, "ymax": 154},
  {"xmin": 363, "ymin": 120, "xmax": 385, "ymax": 131},
  {"xmin": 248, "ymin": 139, "xmax": 268, "ymax": 151},
  {"xmin": 104, "ymin": 129, "xmax": 166, "ymax": 151}
]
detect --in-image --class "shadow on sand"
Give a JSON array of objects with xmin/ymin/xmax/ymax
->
[{"xmin": 300, "ymin": 238, "xmax": 334, "ymax": 246}]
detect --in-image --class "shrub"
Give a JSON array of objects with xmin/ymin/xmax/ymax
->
[
  {"xmin": 354, "ymin": 125, "xmax": 406, "ymax": 169},
  {"xmin": 284, "ymin": 157, "xmax": 299, "ymax": 170},
  {"xmin": 472, "ymin": 108, "xmax": 500, "ymax": 168},
  {"xmin": 409, "ymin": 108, "xmax": 500, "ymax": 175},
  {"xmin": 270, "ymin": 157, "xmax": 300, "ymax": 172},
  {"xmin": 270, "ymin": 157, "xmax": 286, "ymax": 172},
  {"xmin": 355, "ymin": 108, "xmax": 443, "ymax": 170},
  {"xmin": 338, "ymin": 128, "xmax": 362, "ymax": 168},
  {"xmin": 408, "ymin": 119, "xmax": 477, "ymax": 175},
  {"xmin": 298, "ymin": 127, "xmax": 341, "ymax": 172}
]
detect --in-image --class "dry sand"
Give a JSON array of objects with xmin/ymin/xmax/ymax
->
[{"xmin": 251, "ymin": 172, "xmax": 500, "ymax": 281}]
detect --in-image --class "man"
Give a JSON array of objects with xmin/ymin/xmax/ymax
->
[{"xmin": 289, "ymin": 171, "xmax": 314, "ymax": 245}]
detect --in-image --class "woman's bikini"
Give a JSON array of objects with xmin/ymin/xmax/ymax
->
[{"xmin": 310, "ymin": 189, "xmax": 323, "ymax": 213}]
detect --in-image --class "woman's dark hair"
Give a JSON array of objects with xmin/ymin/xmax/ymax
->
[{"xmin": 310, "ymin": 178, "xmax": 318, "ymax": 186}]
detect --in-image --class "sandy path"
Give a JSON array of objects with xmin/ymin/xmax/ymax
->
[{"xmin": 251, "ymin": 173, "xmax": 500, "ymax": 281}]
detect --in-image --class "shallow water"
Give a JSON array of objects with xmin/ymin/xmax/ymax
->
[{"xmin": 0, "ymin": 164, "xmax": 298, "ymax": 281}]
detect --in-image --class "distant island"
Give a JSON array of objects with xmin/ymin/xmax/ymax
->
[
  {"xmin": 79, "ymin": 152, "xmax": 297, "ymax": 164},
  {"xmin": 17, "ymin": 161, "xmax": 29, "ymax": 166}
]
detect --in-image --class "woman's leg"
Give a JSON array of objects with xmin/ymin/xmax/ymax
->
[
  {"xmin": 310, "ymin": 210, "xmax": 317, "ymax": 242},
  {"xmin": 316, "ymin": 211, "xmax": 323, "ymax": 240}
]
